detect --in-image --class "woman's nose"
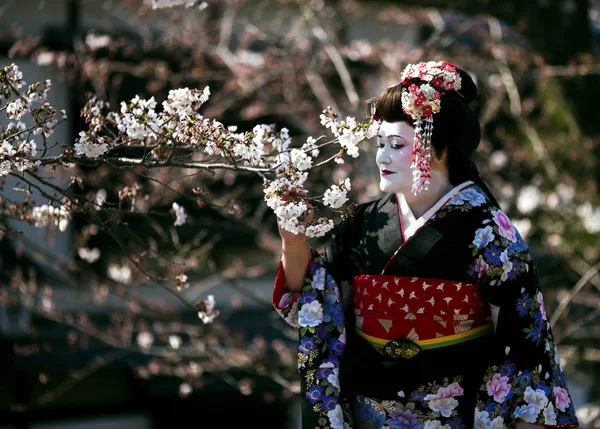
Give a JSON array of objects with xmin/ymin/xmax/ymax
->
[{"xmin": 376, "ymin": 148, "xmax": 390, "ymax": 164}]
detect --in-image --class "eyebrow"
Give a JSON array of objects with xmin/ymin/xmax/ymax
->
[{"xmin": 377, "ymin": 134, "xmax": 406, "ymax": 139}]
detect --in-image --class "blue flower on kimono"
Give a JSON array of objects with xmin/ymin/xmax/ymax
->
[
  {"xmin": 518, "ymin": 370, "xmax": 534, "ymax": 386},
  {"xmin": 472, "ymin": 226, "xmax": 495, "ymax": 248},
  {"xmin": 535, "ymin": 381, "xmax": 551, "ymax": 396},
  {"xmin": 410, "ymin": 390, "xmax": 427, "ymax": 403},
  {"xmin": 298, "ymin": 300, "xmax": 324, "ymax": 327},
  {"xmin": 357, "ymin": 402, "xmax": 386, "ymax": 428},
  {"xmin": 533, "ymin": 314, "xmax": 547, "ymax": 332},
  {"xmin": 312, "ymin": 267, "xmax": 326, "ymax": 290},
  {"xmin": 328, "ymin": 337, "xmax": 345, "ymax": 356},
  {"xmin": 316, "ymin": 367, "xmax": 333, "ymax": 380},
  {"xmin": 508, "ymin": 232, "xmax": 529, "ymax": 253},
  {"xmin": 527, "ymin": 323, "xmax": 544, "ymax": 346},
  {"xmin": 514, "ymin": 403, "xmax": 541, "ymax": 424},
  {"xmin": 319, "ymin": 394, "xmax": 337, "ymax": 411},
  {"xmin": 506, "ymin": 260, "xmax": 521, "ymax": 281},
  {"xmin": 316, "ymin": 324, "xmax": 332, "ymax": 341},
  {"xmin": 460, "ymin": 188, "xmax": 487, "ymax": 206},
  {"xmin": 323, "ymin": 294, "xmax": 344, "ymax": 326},
  {"xmin": 386, "ymin": 409, "xmax": 423, "ymax": 429},
  {"xmin": 299, "ymin": 336, "xmax": 317, "ymax": 354},
  {"xmin": 306, "ymin": 385, "xmax": 324, "ymax": 404},
  {"xmin": 559, "ymin": 416, "xmax": 573, "ymax": 425},
  {"xmin": 445, "ymin": 416, "xmax": 465, "ymax": 429},
  {"xmin": 449, "ymin": 195, "xmax": 465, "ymax": 205},
  {"xmin": 322, "ymin": 354, "xmax": 340, "ymax": 367},
  {"xmin": 482, "ymin": 401, "xmax": 496, "ymax": 414},
  {"xmin": 499, "ymin": 361, "xmax": 516, "ymax": 377},
  {"xmin": 300, "ymin": 291, "xmax": 319, "ymax": 303},
  {"xmin": 552, "ymin": 368, "xmax": 565, "ymax": 384},
  {"xmin": 484, "ymin": 246, "xmax": 502, "ymax": 266},
  {"xmin": 516, "ymin": 294, "xmax": 532, "ymax": 317}
]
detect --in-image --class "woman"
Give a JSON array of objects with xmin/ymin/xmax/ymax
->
[{"xmin": 272, "ymin": 61, "xmax": 579, "ymax": 429}]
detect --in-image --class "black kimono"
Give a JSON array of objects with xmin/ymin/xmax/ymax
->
[{"xmin": 272, "ymin": 181, "xmax": 579, "ymax": 429}]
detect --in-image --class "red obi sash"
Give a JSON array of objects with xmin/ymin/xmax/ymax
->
[{"xmin": 353, "ymin": 275, "xmax": 493, "ymax": 357}]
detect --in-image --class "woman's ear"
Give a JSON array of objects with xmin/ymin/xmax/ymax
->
[{"xmin": 434, "ymin": 148, "xmax": 448, "ymax": 164}]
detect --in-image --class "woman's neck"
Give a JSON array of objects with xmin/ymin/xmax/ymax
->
[{"xmin": 398, "ymin": 175, "xmax": 454, "ymax": 219}]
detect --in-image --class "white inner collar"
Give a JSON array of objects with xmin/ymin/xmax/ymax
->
[{"xmin": 398, "ymin": 181, "xmax": 474, "ymax": 239}]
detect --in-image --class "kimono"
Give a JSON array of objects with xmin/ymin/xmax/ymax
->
[{"xmin": 272, "ymin": 181, "xmax": 580, "ymax": 429}]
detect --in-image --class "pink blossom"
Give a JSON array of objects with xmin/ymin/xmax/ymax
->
[
  {"xmin": 553, "ymin": 386, "xmax": 571, "ymax": 412},
  {"xmin": 445, "ymin": 81, "xmax": 455, "ymax": 90},
  {"xmin": 438, "ymin": 382, "xmax": 464, "ymax": 399},
  {"xmin": 491, "ymin": 210, "xmax": 517, "ymax": 243},
  {"xmin": 486, "ymin": 373, "xmax": 512, "ymax": 403},
  {"xmin": 538, "ymin": 291, "xmax": 547, "ymax": 321},
  {"xmin": 473, "ymin": 255, "xmax": 489, "ymax": 278}
]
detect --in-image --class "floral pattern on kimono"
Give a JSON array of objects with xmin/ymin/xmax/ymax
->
[
  {"xmin": 353, "ymin": 378, "xmax": 471, "ymax": 429},
  {"xmin": 274, "ymin": 256, "xmax": 354, "ymax": 429},
  {"xmin": 464, "ymin": 196, "xmax": 578, "ymax": 428}
]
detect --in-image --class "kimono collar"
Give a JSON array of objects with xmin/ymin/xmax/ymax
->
[{"xmin": 397, "ymin": 181, "xmax": 474, "ymax": 239}]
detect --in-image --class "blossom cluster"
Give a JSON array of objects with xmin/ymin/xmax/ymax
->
[
  {"xmin": 1, "ymin": 66, "xmax": 66, "ymax": 178},
  {"xmin": 1, "ymin": 63, "xmax": 380, "ymax": 324},
  {"xmin": 31, "ymin": 204, "xmax": 72, "ymax": 232}
]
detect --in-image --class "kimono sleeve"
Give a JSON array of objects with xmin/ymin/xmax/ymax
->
[
  {"xmin": 271, "ymin": 215, "xmax": 355, "ymax": 328},
  {"xmin": 467, "ymin": 209, "xmax": 579, "ymax": 428}
]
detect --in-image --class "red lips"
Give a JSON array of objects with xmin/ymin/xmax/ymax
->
[{"xmin": 380, "ymin": 169, "xmax": 395, "ymax": 176}]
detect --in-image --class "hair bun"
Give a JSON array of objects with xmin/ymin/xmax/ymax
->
[{"xmin": 456, "ymin": 68, "xmax": 478, "ymax": 104}]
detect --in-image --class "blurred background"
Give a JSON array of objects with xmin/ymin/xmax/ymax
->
[{"xmin": 0, "ymin": 0, "xmax": 599, "ymax": 428}]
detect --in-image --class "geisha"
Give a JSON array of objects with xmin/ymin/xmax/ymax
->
[{"xmin": 272, "ymin": 61, "xmax": 579, "ymax": 429}]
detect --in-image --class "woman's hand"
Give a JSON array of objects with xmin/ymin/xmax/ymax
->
[
  {"xmin": 276, "ymin": 191, "xmax": 314, "ymax": 245},
  {"xmin": 277, "ymin": 193, "xmax": 314, "ymax": 293}
]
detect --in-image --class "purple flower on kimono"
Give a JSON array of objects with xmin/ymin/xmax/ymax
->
[
  {"xmin": 316, "ymin": 324, "xmax": 332, "ymax": 341},
  {"xmin": 386, "ymin": 409, "xmax": 423, "ymax": 429},
  {"xmin": 316, "ymin": 367, "xmax": 333, "ymax": 380},
  {"xmin": 300, "ymin": 291, "xmax": 319, "ymax": 304},
  {"xmin": 306, "ymin": 385, "xmax": 324, "ymax": 404},
  {"xmin": 319, "ymin": 394, "xmax": 337, "ymax": 411},
  {"xmin": 468, "ymin": 255, "xmax": 489, "ymax": 279},
  {"xmin": 299, "ymin": 336, "xmax": 317, "ymax": 354},
  {"xmin": 536, "ymin": 381, "xmax": 552, "ymax": 396},
  {"xmin": 328, "ymin": 337, "xmax": 344, "ymax": 356},
  {"xmin": 517, "ymin": 294, "xmax": 532, "ymax": 317}
]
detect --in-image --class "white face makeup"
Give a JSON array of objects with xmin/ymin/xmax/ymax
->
[{"xmin": 375, "ymin": 121, "xmax": 415, "ymax": 194}]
